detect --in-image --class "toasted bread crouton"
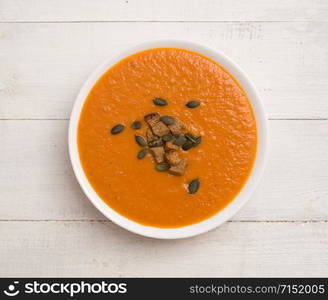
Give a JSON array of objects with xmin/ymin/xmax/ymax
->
[
  {"xmin": 165, "ymin": 150, "xmax": 182, "ymax": 166},
  {"xmin": 151, "ymin": 121, "xmax": 170, "ymax": 136},
  {"xmin": 168, "ymin": 159, "xmax": 187, "ymax": 176},
  {"xmin": 168, "ymin": 118, "xmax": 186, "ymax": 135},
  {"xmin": 144, "ymin": 113, "xmax": 160, "ymax": 127},
  {"xmin": 146, "ymin": 128, "xmax": 157, "ymax": 143},
  {"xmin": 150, "ymin": 147, "xmax": 165, "ymax": 163},
  {"xmin": 164, "ymin": 141, "xmax": 180, "ymax": 151},
  {"xmin": 144, "ymin": 112, "xmax": 170, "ymax": 136}
]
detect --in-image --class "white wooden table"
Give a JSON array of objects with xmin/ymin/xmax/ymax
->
[{"xmin": 0, "ymin": 0, "xmax": 327, "ymax": 277}]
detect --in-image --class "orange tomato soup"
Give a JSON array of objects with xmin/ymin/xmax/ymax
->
[{"xmin": 78, "ymin": 48, "xmax": 257, "ymax": 228}]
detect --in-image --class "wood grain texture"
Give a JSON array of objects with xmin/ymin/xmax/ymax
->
[
  {"xmin": 0, "ymin": 120, "xmax": 327, "ymax": 221},
  {"xmin": 0, "ymin": 22, "xmax": 328, "ymax": 119},
  {"xmin": 1, "ymin": 0, "xmax": 328, "ymax": 277},
  {"xmin": 0, "ymin": 221, "xmax": 327, "ymax": 277},
  {"xmin": 1, "ymin": 0, "xmax": 328, "ymax": 22}
]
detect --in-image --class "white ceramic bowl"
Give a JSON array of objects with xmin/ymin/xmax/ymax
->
[{"xmin": 69, "ymin": 40, "xmax": 267, "ymax": 239}]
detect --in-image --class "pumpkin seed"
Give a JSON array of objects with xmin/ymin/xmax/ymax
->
[
  {"xmin": 193, "ymin": 136, "xmax": 202, "ymax": 147},
  {"xmin": 135, "ymin": 135, "xmax": 147, "ymax": 147},
  {"xmin": 186, "ymin": 100, "xmax": 200, "ymax": 108},
  {"xmin": 182, "ymin": 140, "xmax": 193, "ymax": 151},
  {"xmin": 185, "ymin": 133, "xmax": 197, "ymax": 144},
  {"xmin": 148, "ymin": 139, "xmax": 164, "ymax": 147},
  {"xmin": 162, "ymin": 133, "xmax": 174, "ymax": 142},
  {"xmin": 153, "ymin": 97, "xmax": 168, "ymax": 106},
  {"xmin": 155, "ymin": 163, "xmax": 170, "ymax": 172},
  {"xmin": 110, "ymin": 124, "xmax": 125, "ymax": 135},
  {"xmin": 173, "ymin": 134, "xmax": 187, "ymax": 146},
  {"xmin": 131, "ymin": 121, "xmax": 142, "ymax": 130},
  {"xmin": 160, "ymin": 115, "xmax": 175, "ymax": 125},
  {"xmin": 137, "ymin": 148, "xmax": 148, "ymax": 160},
  {"xmin": 188, "ymin": 178, "xmax": 200, "ymax": 194}
]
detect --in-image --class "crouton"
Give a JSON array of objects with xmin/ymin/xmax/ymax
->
[
  {"xmin": 165, "ymin": 141, "xmax": 180, "ymax": 151},
  {"xmin": 150, "ymin": 147, "xmax": 165, "ymax": 163},
  {"xmin": 144, "ymin": 112, "xmax": 170, "ymax": 136},
  {"xmin": 165, "ymin": 150, "xmax": 182, "ymax": 166},
  {"xmin": 168, "ymin": 159, "xmax": 187, "ymax": 176},
  {"xmin": 144, "ymin": 113, "xmax": 160, "ymax": 127},
  {"xmin": 168, "ymin": 117, "xmax": 186, "ymax": 135},
  {"xmin": 151, "ymin": 121, "xmax": 170, "ymax": 136},
  {"xmin": 146, "ymin": 128, "xmax": 157, "ymax": 143}
]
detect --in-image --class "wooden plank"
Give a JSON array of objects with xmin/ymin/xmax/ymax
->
[
  {"xmin": 0, "ymin": 0, "xmax": 327, "ymax": 22},
  {"xmin": 0, "ymin": 221, "xmax": 327, "ymax": 277},
  {"xmin": 0, "ymin": 22, "xmax": 327, "ymax": 119},
  {"xmin": 0, "ymin": 120, "xmax": 327, "ymax": 221},
  {"xmin": 0, "ymin": 120, "xmax": 103, "ymax": 220}
]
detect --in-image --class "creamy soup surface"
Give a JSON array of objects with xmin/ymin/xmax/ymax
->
[{"xmin": 78, "ymin": 48, "xmax": 257, "ymax": 228}]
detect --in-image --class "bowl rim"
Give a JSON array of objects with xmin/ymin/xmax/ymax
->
[{"xmin": 68, "ymin": 39, "xmax": 268, "ymax": 239}]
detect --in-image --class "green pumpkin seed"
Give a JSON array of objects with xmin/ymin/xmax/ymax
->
[
  {"xmin": 137, "ymin": 148, "xmax": 148, "ymax": 160},
  {"xmin": 182, "ymin": 140, "xmax": 193, "ymax": 151},
  {"xmin": 131, "ymin": 121, "xmax": 142, "ymax": 130},
  {"xmin": 193, "ymin": 136, "xmax": 202, "ymax": 147},
  {"xmin": 188, "ymin": 178, "xmax": 200, "ymax": 194},
  {"xmin": 173, "ymin": 134, "xmax": 187, "ymax": 146},
  {"xmin": 155, "ymin": 163, "xmax": 170, "ymax": 172},
  {"xmin": 160, "ymin": 115, "xmax": 175, "ymax": 125},
  {"xmin": 162, "ymin": 133, "xmax": 174, "ymax": 142},
  {"xmin": 110, "ymin": 124, "xmax": 125, "ymax": 135},
  {"xmin": 135, "ymin": 135, "xmax": 147, "ymax": 147},
  {"xmin": 148, "ymin": 139, "xmax": 164, "ymax": 147},
  {"xmin": 186, "ymin": 100, "xmax": 200, "ymax": 108},
  {"xmin": 153, "ymin": 97, "xmax": 168, "ymax": 106},
  {"xmin": 185, "ymin": 133, "xmax": 197, "ymax": 144}
]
